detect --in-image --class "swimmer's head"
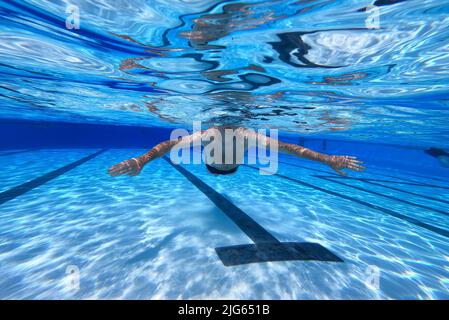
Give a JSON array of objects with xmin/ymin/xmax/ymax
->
[{"xmin": 205, "ymin": 164, "xmax": 239, "ymax": 175}]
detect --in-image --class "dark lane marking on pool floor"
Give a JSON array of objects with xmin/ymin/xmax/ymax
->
[
  {"xmin": 0, "ymin": 148, "xmax": 40, "ymax": 157},
  {"xmin": 331, "ymin": 176, "xmax": 449, "ymax": 190},
  {"xmin": 280, "ymin": 160, "xmax": 449, "ymax": 187},
  {"xmin": 391, "ymin": 169, "xmax": 449, "ymax": 184},
  {"xmin": 0, "ymin": 149, "xmax": 107, "ymax": 206},
  {"xmin": 163, "ymin": 157, "xmax": 343, "ymax": 266},
  {"xmin": 315, "ymin": 175, "xmax": 449, "ymax": 206},
  {"xmin": 367, "ymin": 168, "xmax": 449, "ymax": 185},
  {"xmin": 280, "ymin": 160, "xmax": 449, "ymax": 191},
  {"xmin": 243, "ymin": 165, "xmax": 449, "ymax": 239},
  {"xmin": 316, "ymin": 176, "xmax": 449, "ymax": 217}
]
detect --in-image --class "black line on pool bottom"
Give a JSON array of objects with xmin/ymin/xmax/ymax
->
[
  {"xmin": 314, "ymin": 175, "xmax": 449, "ymax": 206},
  {"xmin": 0, "ymin": 149, "xmax": 107, "ymax": 206},
  {"xmin": 163, "ymin": 157, "xmax": 343, "ymax": 266},
  {"xmin": 392, "ymin": 169, "xmax": 449, "ymax": 184},
  {"xmin": 164, "ymin": 158, "xmax": 278, "ymax": 244},
  {"xmin": 215, "ymin": 242, "xmax": 343, "ymax": 266},
  {"xmin": 280, "ymin": 160, "xmax": 449, "ymax": 187},
  {"xmin": 317, "ymin": 176, "xmax": 449, "ymax": 217},
  {"xmin": 330, "ymin": 176, "xmax": 449, "ymax": 191},
  {"xmin": 0, "ymin": 148, "xmax": 40, "ymax": 157},
  {"xmin": 243, "ymin": 165, "xmax": 449, "ymax": 239}
]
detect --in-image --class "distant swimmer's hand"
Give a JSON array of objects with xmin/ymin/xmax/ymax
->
[
  {"xmin": 108, "ymin": 157, "xmax": 144, "ymax": 177},
  {"xmin": 327, "ymin": 155, "xmax": 365, "ymax": 176}
]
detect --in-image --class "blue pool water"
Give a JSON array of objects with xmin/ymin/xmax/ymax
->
[{"xmin": 1, "ymin": 0, "xmax": 449, "ymax": 299}]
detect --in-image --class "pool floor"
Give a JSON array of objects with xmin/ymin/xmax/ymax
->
[{"xmin": 0, "ymin": 148, "xmax": 448, "ymax": 299}]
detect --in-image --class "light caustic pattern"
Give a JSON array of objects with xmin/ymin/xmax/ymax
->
[
  {"xmin": 0, "ymin": 149, "xmax": 449, "ymax": 299},
  {"xmin": 1, "ymin": 0, "xmax": 449, "ymax": 146}
]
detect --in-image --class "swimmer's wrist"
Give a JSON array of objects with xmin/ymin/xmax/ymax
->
[{"xmin": 134, "ymin": 156, "xmax": 148, "ymax": 166}]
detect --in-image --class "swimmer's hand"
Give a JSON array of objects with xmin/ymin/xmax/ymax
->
[
  {"xmin": 327, "ymin": 155, "xmax": 365, "ymax": 176},
  {"xmin": 108, "ymin": 140, "xmax": 179, "ymax": 177},
  {"xmin": 108, "ymin": 157, "xmax": 144, "ymax": 177}
]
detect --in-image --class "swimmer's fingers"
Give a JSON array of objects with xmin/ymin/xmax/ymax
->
[
  {"xmin": 108, "ymin": 163, "xmax": 124, "ymax": 173},
  {"xmin": 109, "ymin": 167, "xmax": 130, "ymax": 176},
  {"xmin": 108, "ymin": 165, "xmax": 124, "ymax": 176},
  {"xmin": 348, "ymin": 163, "xmax": 366, "ymax": 172},
  {"xmin": 347, "ymin": 158, "xmax": 365, "ymax": 171},
  {"xmin": 349, "ymin": 159, "xmax": 363, "ymax": 165},
  {"xmin": 108, "ymin": 161, "xmax": 132, "ymax": 176},
  {"xmin": 109, "ymin": 158, "xmax": 144, "ymax": 177},
  {"xmin": 329, "ymin": 155, "xmax": 365, "ymax": 175},
  {"xmin": 344, "ymin": 156, "xmax": 362, "ymax": 163},
  {"xmin": 108, "ymin": 162, "xmax": 128, "ymax": 173}
]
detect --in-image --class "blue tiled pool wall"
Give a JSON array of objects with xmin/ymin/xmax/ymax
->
[{"xmin": 0, "ymin": 119, "xmax": 174, "ymax": 149}]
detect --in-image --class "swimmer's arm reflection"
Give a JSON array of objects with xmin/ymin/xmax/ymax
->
[
  {"xmin": 242, "ymin": 129, "xmax": 365, "ymax": 176},
  {"xmin": 108, "ymin": 131, "xmax": 203, "ymax": 177}
]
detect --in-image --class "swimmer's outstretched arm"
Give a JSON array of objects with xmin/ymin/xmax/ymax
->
[
  {"xmin": 240, "ymin": 128, "xmax": 365, "ymax": 176},
  {"xmin": 278, "ymin": 142, "xmax": 365, "ymax": 175},
  {"xmin": 108, "ymin": 131, "xmax": 204, "ymax": 177}
]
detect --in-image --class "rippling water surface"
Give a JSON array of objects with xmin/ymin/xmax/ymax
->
[{"xmin": 1, "ymin": 0, "xmax": 449, "ymax": 146}]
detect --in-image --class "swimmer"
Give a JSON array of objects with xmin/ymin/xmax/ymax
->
[{"xmin": 108, "ymin": 126, "xmax": 365, "ymax": 177}]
